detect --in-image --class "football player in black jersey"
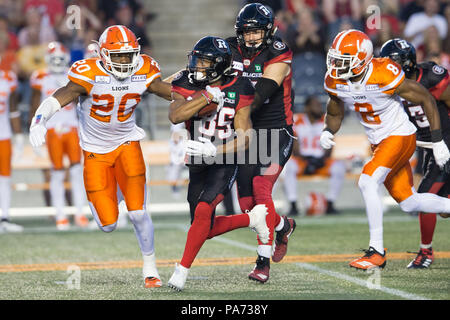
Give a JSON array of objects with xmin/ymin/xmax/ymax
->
[
  {"xmin": 167, "ymin": 36, "xmax": 271, "ymax": 291},
  {"xmin": 381, "ymin": 38, "xmax": 450, "ymax": 269},
  {"xmin": 225, "ymin": 2, "xmax": 296, "ymax": 283}
]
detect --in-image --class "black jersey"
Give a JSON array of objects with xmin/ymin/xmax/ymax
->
[
  {"xmin": 226, "ymin": 36, "xmax": 294, "ymax": 129},
  {"xmin": 402, "ymin": 61, "xmax": 450, "ymax": 146},
  {"xmin": 171, "ymin": 70, "xmax": 255, "ymax": 165}
]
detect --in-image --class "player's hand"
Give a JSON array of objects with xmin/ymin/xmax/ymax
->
[
  {"xmin": 185, "ymin": 137, "xmax": 217, "ymax": 157},
  {"xmin": 432, "ymin": 140, "xmax": 450, "ymax": 171},
  {"xmin": 320, "ymin": 130, "xmax": 335, "ymax": 150},
  {"xmin": 29, "ymin": 116, "xmax": 47, "ymax": 148},
  {"xmin": 205, "ymin": 85, "xmax": 225, "ymax": 111}
]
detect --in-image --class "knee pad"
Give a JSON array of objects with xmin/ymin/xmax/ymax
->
[
  {"xmin": 358, "ymin": 174, "xmax": 379, "ymax": 193},
  {"xmin": 128, "ymin": 209, "xmax": 148, "ymax": 225},
  {"xmin": 399, "ymin": 193, "xmax": 419, "ymax": 213},
  {"xmin": 100, "ymin": 222, "xmax": 117, "ymax": 233}
]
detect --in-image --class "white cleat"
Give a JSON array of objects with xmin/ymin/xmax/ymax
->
[
  {"xmin": 168, "ymin": 263, "xmax": 189, "ymax": 291},
  {"xmin": 247, "ymin": 204, "xmax": 269, "ymax": 244},
  {"xmin": 0, "ymin": 220, "xmax": 24, "ymax": 233}
]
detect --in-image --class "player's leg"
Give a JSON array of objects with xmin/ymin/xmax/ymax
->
[
  {"xmin": 115, "ymin": 141, "xmax": 160, "ymax": 288},
  {"xmin": 350, "ymin": 134, "xmax": 416, "ymax": 270},
  {"xmin": 65, "ymin": 129, "xmax": 88, "ymax": 227},
  {"xmin": 0, "ymin": 139, "xmax": 22, "ymax": 233},
  {"xmin": 325, "ymin": 159, "xmax": 346, "ymax": 214},
  {"xmin": 83, "ymin": 150, "xmax": 119, "ymax": 232},
  {"xmin": 282, "ymin": 157, "xmax": 302, "ymax": 216},
  {"xmin": 47, "ymin": 129, "xmax": 69, "ymax": 230}
]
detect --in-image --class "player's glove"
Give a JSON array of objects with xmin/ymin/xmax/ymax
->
[
  {"xmin": 205, "ymin": 85, "xmax": 225, "ymax": 112},
  {"xmin": 432, "ymin": 140, "xmax": 450, "ymax": 171},
  {"xmin": 185, "ymin": 137, "xmax": 217, "ymax": 158},
  {"xmin": 29, "ymin": 116, "xmax": 48, "ymax": 148},
  {"xmin": 320, "ymin": 130, "xmax": 335, "ymax": 150}
]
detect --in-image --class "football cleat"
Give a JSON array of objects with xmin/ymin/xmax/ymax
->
[
  {"xmin": 247, "ymin": 204, "xmax": 269, "ymax": 244},
  {"xmin": 56, "ymin": 218, "xmax": 70, "ymax": 231},
  {"xmin": 74, "ymin": 215, "xmax": 89, "ymax": 228},
  {"xmin": 168, "ymin": 263, "xmax": 189, "ymax": 291},
  {"xmin": 272, "ymin": 216, "xmax": 296, "ymax": 262},
  {"xmin": 407, "ymin": 248, "xmax": 434, "ymax": 269},
  {"xmin": 144, "ymin": 277, "xmax": 162, "ymax": 288},
  {"xmin": 0, "ymin": 220, "xmax": 24, "ymax": 233},
  {"xmin": 248, "ymin": 255, "xmax": 270, "ymax": 283},
  {"xmin": 349, "ymin": 247, "xmax": 387, "ymax": 270}
]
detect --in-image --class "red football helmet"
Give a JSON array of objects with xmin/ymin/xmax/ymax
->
[{"xmin": 327, "ymin": 29, "xmax": 373, "ymax": 80}]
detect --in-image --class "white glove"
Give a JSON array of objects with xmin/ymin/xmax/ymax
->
[
  {"xmin": 29, "ymin": 116, "xmax": 48, "ymax": 148},
  {"xmin": 432, "ymin": 140, "xmax": 450, "ymax": 170},
  {"xmin": 320, "ymin": 130, "xmax": 335, "ymax": 150},
  {"xmin": 205, "ymin": 85, "xmax": 225, "ymax": 112},
  {"xmin": 185, "ymin": 137, "xmax": 217, "ymax": 157}
]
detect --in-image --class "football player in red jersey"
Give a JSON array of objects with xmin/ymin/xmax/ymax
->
[
  {"xmin": 226, "ymin": 3, "xmax": 296, "ymax": 283},
  {"xmin": 167, "ymin": 36, "xmax": 270, "ymax": 291},
  {"xmin": 381, "ymin": 38, "xmax": 450, "ymax": 269}
]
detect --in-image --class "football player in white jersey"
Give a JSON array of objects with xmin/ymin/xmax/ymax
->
[
  {"xmin": 30, "ymin": 42, "xmax": 87, "ymax": 230},
  {"xmin": 322, "ymin": 29, "xmax": 450, "ymax": 270},
  {"xmin": 28, "ymin": 25, "xmax": 172, "ymax": 288},
  {"xmin": 283, "ymin": 96, "xmax": 346, "ymax": 216},
  {"xmin": 0, "ymin": 69, "xmax": 24, "ymax": 233}
]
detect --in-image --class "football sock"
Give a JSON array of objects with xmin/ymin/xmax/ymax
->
[
  {"xmin": 128, "ymin": 209, "xmax": 155, "ymax": 256},
  {"xmin": 206, "ymin": 213, "xmax": 249, "ymax": 239},
  {"xmin": 50, "ymin": 169, "xmax": 66, "ymax": 221},
  {"xmin": 180, "ymin": 201, "xmax": 213, "ymax": 268},
  {"xmin": 257, "ymin": 245, "xmax": 272, "ymax": 259},
  {"xmin": 238, "ymin": 196, "xmax": 255, "ymax": 213},
  {"xmin": 0, "ymin": 176, "xmax": 11, "ymax": 220},
  {"xmin": 400, "ymin": 192, "xmax": 450, "ymax": 213},
  {"xmin": 419, "ymin": 212, "xmax": 436, "ymax": 247}
]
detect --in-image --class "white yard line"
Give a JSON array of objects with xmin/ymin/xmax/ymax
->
[{"xmin": 295, "ymin": 263, "xmax": 430, "ymax": 300}]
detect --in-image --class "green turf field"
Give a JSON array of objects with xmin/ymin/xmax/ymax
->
[{"xmin": 0, "ymin": 209, "xmax": 449, "ymax": 300}]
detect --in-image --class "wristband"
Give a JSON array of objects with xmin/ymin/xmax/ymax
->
[
  {"xmin": 201, "ymin": 91, "xmax": 211, "ymax": 105},
  {"xmin": 323, "ymin": 127, "xmax": 335, "ymax": 135}
]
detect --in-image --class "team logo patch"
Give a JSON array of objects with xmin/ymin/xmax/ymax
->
[
  {"xmin": 243, "ymin": 59, "xmax": 251, "ymax": 66},
  {"xmin": 336, "ymin": 84, "xmax": 350, "ymax": 91},
  {"xmin": 432, "ymin": 65, "xmax": 445, "ymax": 75},
  {"xmin": 273, "ymin": 41, "xmax": 286, "ymax": 50},
  {"xmin": 227, "ymin": 92, "xmax": 236, "ymax": 99},
  {"xmin": 131, "ymin": 75, "xmax": 147, "ymax": 82},
  {"xmin": 95, "ymin": 75, "xmax": 110, "ymax": 84},
  {"xmin": 255, "ymin": 64, "xmax": 262, "ymax": 72}
]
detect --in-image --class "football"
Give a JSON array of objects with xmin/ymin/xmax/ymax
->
[{"xmin": 191, "ymin": 91, "xmax": 218, "ymax": 117}]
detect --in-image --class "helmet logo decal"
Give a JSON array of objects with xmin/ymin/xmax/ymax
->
[{"xmin": 257, "ymin": 5, "xmax": 271, "ymax": 17}]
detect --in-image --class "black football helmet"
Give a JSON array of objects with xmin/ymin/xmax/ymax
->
[
  {"xmin": 235, "ymin": 3, "xmax": 276, "ymax": 58},
  {"xmin": 380, "ymin": 38, "xmax": 417, "ymax": 78},
  {"xmin": 187, "ymin": 36, "xmax": 232, "ymax": 86}
]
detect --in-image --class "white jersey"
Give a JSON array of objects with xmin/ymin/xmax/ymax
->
[
  {"xmin": 30, "ymin": 68, "xmax": 78, "ymax": 131},
  {"xmin": 292, "ymin": 113, "xmax": 325, "ymax": 158},
  {"xmin": 67, "ymin": 55, "xmax": 161, "ymax": 153},
  {"xmin": 324, "ymin": 58, "xmax": 417, "ymax": 145},
  {"xmin": 0, "ymin": 70, "xmax": 18, "ymax": 141}
]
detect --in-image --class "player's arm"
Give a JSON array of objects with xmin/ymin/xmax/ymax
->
[
  {"xmin": 163, "ymin": 69, "xmax": 184, "ymax": 83},
  {"xmin": 320, "ymin": 94, "xmax": 345, "ymax": 150},
  {"xmin": 216, "ymin": 105, "xmax": 253, "ymax": 155},
  {"xmin": 29, "ymin": 88, "xmax": 42, "ymax": 126},
  {"xmin": 9, "ymin": 89, "xmax": 21, "ymax": 134},
  {"xmin": 29, "ymin": 81, "xmax": 86, "ymax": 147},
  {"xmin": 250, "ymin": 62, "xmax": 290, "ymax": 113},
  {"xmin": 147, "ymin": 77, "xmax": 172, "ymax": 101},
  {"xmin": 169, "ymin": 91, "xmax": 213, "ymax": 124},
  {"xmin": 395, "ymin": 78, "xmax": 441, "ymax": 132},
  {"xmin": 396, "ymin": 78, "xmax": 450, "ymax": 168}
]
